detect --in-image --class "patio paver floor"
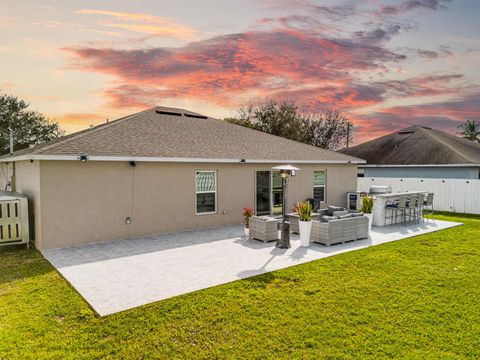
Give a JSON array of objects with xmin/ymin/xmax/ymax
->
[{"xmin": 43, "ymin": 219, "xmax": 461, "ymax": 316}]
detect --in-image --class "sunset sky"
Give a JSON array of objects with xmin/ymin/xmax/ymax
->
[{"xmin": 1, "ymin": 0, "xmax": 479, "ymax": 143}]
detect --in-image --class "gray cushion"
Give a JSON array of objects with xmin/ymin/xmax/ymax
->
[
  {"xmin": 320, "ymin": 215, "xmax": 336, "ymax": 222},
  {"xmin": 333, "ymin": 210, "xmax": 349, "ymax": 217},
  {"xmin": 327, "ymin": 206, "xmax": 345, "ymax": 216},
  {"xmin": 350, "ymin": 212, "xmax": 364, "ymax": 217},
  {"xmin": 338, "ymin": 213, "xmax": 353, "ymax": 219}
]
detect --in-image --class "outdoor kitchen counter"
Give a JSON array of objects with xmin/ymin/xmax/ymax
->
[{"xmin": 372, "ymin": 191, "xmax": 425, "ymax": 226}]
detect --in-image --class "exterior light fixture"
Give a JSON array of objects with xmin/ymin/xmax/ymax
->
[
  {"xmin": 79, "ymin": 155, "xmax": 88, "ymax": 161},
  {"xmin": 129, "ymin": 161, "xmax": 136, "ymax": 167},
  {"xmin": 271, "ymin": 164, "xmax": 300, "ymax": 249}
]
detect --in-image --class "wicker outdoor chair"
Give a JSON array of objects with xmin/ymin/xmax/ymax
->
[{"xmin": 248, "ymin": 216, "xmax": 279, "ymax": 242}]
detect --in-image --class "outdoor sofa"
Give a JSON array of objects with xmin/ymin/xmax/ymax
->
[
  {"xmin": 311, "ymin": 207, "xmax": 369, "ymax": 246},
  {"xmin": 249, "ymin": 206, "xmax": 369, "ymax": 246}
]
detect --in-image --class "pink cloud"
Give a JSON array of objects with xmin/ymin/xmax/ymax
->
[
  {"xmin": 352, "ymin": 93, "xmax": 480, "ymax": 143},
  {"xmin": 60, "ymin": 3, "xmax": 476, "ymax": 143},
  {"xmin": 63, "ymin": 27, "xmax": 405, "ymax": 109}
]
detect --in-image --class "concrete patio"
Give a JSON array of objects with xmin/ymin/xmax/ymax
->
[{"xmin": 43, "ymin": 219, "xmax": 462, "ymax": 316}]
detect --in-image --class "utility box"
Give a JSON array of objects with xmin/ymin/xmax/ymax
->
[{"xmin": 0, "ymin": 191, "xmax": 30, "ymax": 247}]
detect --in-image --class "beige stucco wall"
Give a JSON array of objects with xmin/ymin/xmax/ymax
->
[{"xmin": 29, "ymin": 160, "xmax": 357, "ymax": 249}]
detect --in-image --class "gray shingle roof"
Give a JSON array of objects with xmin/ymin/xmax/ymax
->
[
  {"xmin": 5, "ymin": 106, "xmax": 363, "ymax": 163},
  {"xmin": 339, "ymin": 125, "xmax": 480, "ymax": 165}
]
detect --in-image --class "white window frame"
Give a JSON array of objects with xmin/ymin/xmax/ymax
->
[
  {"xmin": 195, "ymin": 170, "xmax": 217, "ymax": 215},
  {"xmin": 313, "ymin": 170, "xmax": 326, "ymax": 204}
]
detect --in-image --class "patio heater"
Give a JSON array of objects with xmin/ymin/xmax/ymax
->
[{"xmin": 272, "ymin": 165, "xmax": 300, "ymax": 249}]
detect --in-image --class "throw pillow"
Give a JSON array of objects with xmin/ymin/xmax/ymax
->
[
  {"xmin": 320, "ymin": 215, "xmax": 336, "ymax": 222},
  {"xmin": 327, "ymin": 206, "xmax": 345, "ymax": 216},
  {"xmin": 350, "ymin": 212, "xmax": 364, "ymax": 217}
]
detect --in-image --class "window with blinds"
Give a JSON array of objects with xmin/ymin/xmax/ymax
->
[
  {"xmin": 195, "ymin": 170, "xmax": 217, "ymax": 214},
  {"xmin": 313, "ymin": 170, "xmax": 326, "ymax": 206}
]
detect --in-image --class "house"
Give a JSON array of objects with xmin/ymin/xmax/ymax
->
[
  {"xmin": 339, "ymin": 125, "xmax": 480, "ymax": 179},
  {"xmin": 0, "ymin": 106, "xmax": 364, "ymax": 250}
]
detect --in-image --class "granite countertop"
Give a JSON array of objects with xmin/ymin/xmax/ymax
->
[{"xmin": 375, "ymin": 191, "xmax": 425, "ymax": 198}]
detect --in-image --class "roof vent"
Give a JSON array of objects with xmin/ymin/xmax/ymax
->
[
  {"xmin": 184, "ymin": 113, "xmax": 208, "ymax": 119},
  {"xmin": 398, "ymin": 130, "xmax": 415, "ymax": 134},
  {"xmin": 155, "ymin": 109, "xmax": 182, "ymax": 116}
]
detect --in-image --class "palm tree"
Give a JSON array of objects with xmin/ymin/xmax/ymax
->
[{"xmin": 458, "ymin": 120, "xmax": 480, "ymax": 143}]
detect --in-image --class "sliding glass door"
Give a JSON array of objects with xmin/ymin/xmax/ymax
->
[
  {"xmin": 255, "ymin": 171, "xmax": 283, "ymax": 216},
  {"xmin": 256, "ymin": 171, "xmax": 271, "ymax": 215}
]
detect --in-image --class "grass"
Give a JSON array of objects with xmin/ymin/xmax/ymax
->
[{"xmin": 1, "ymin": 214, "xmax": 479, "ymax": 359}]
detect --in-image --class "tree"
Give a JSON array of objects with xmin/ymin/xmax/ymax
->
[
  {"xmin": 226, "ymin": 101, "xmax": 304, "ymax": 142},
  {"xmin": 0, "ymin": 92, "xmax": 64, "ymax": 155},
  {"xmin": 300, "ymin": 110, "xmax": 352, "ymax": 150},
  {"xmin": 225, "ymin": 100, "xmax": 352, "ymax": 150},
  {"xmin": 458, "ymin": 120, "xmax": 480, "ymax": 143}
]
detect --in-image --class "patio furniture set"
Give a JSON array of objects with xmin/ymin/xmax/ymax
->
[
  {"xmin": 248, "ymin": 206, "xmax": 369, "ymax": 247},
  {"xmin": 384, "ymin": 192, "xmax": 434, "ymax": 225}
]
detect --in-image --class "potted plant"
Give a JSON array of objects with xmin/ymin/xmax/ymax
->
[
  {"xmin": 297, "ymin": 201, "xmax": 313, "ymax": 247},
  {"xmin": 361, "ymin": 194, "xmax": 374, "ymax": 231},
  {"xmin": 243, "ymin": 207, "xmax": 253, "ymax": 237}
]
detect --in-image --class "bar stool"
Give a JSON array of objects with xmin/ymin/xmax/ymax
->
[
  {"xmin": 422, "ymin": 193, "xmax": 434, "ymax": 222},
  {"xmin": 406, "ymin": 194, "xmax": 421, "ymax": 224},
  {"xmin": 385, "ymin": 196, "xmax": 407, "ymax": 225}
]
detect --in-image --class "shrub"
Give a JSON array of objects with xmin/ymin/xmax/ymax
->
[
  {"xmin": 243, "ymin": 207, "xmax": 254, "ymax": 227},
  {"xmin": 292, "ymin": 202, "xmax": 300, "ymax": 213},
  {"xmin": 361, "ymin": 195, "xmax": 374, "ymax": 214},
  {"xmin": 297, "ymin": 201, "xmax": 312, "ymax": 221}
]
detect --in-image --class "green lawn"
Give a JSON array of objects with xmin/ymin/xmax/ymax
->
[{"xmin": 1, "ymin": 214, "xmax": 479, "ymax": 359}]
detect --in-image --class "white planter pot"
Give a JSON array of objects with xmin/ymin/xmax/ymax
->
[
  {"xmin": 365, "ymin": 213, "xmax": 373, "ymax": 232},
  {"xmin": 244, "ymin": 227, "xmax": 249, "ymax": 237},
  {"xmin": 298, "ymin": 220, "xmax": 312, "ymax": 247}
]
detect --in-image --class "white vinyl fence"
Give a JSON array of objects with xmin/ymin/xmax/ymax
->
[{"xmin": 358, "ymin": 177, "xmax": 480, "ymax": 215}]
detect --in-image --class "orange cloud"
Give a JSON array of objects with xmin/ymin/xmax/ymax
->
[
  {"xmin": 75, "ymin": 9, "xmax": 198, "ymax": 41},
  {"xmin": 52, "ymin": 112, "xmax": 108, "ymax": 128}
]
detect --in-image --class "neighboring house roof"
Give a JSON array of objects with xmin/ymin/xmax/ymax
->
[
  {"xmin": 2, "ymin": 106, "xmax": 363, "ymax": 164},
  {"xmin": 339, "ymin": 125, "xmax": 480, "ymax": 166}
]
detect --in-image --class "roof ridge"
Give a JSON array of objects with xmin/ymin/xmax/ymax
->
[
  {"xmin": 341, "ymin": 128, "xmax": 398, "ymax": 151},
  {"xmin": 3, "ymin": 105, "xmax": 364, "ymax": 163},
  {"xmin": 418, "ymin": 127, "xmax": 474, "ymax": 163},
  {"xmin": 35, "ymin": 107, "xmax": 155, "ymax": 155},
  {"xmin": 215, "ymin": 117, "xmax": 361, "ymax": 161},
  {"xmin": 431, "ymin": 126, "xmax": 480, "ymax": 149}
]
